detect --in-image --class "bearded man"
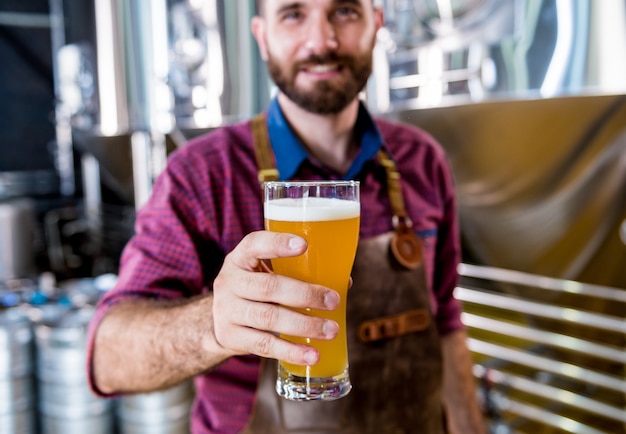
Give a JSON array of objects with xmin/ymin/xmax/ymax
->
[{"xmin": 87, "ymin": 1, "xmax": 486, "ymax": 433}]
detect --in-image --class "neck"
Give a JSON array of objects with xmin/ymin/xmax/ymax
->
[{"xmin": 277, "ymin": 93, "xmax": 360, "ymax": 175}]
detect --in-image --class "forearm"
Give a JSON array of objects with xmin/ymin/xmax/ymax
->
[
  {"xmin": 92, "ymin": 294, "xmax": 230, "ymax": 394},
  {"xmin": 441, "ymin": 328, "xmax": 487, "ymax": 434},
  {"xmin": 92, "ymin": 231, "xmax": 338, "ymax": 395}
]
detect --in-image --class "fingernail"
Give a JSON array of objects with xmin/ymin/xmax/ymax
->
[
  {"xmin": 288, "ymin": 236, "xmax": 306, "ymax": 251},
  {"xmin": 323, "ymin": 320, "xmax": 339, "ymax": 338},
  {"xmin": 324, "ymin": 291, "xmax": 340, "ymax": 309},
  {"xmin": 303, "ymin": 350, "xmax": 318, "ymax": 365}
]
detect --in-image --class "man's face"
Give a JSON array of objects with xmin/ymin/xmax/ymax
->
[{"xmin": 252, "ymin": 0, "xmax": 383, "ymax": 114}]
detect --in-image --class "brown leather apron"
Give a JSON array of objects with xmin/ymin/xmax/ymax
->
[{"xmin": 242, "ymin": 114, "xmax": 445, "ymax": 434}]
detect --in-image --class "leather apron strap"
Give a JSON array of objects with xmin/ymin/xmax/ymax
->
[
  {"xmin": 251, "ymin": 113, "xmax": 423, "ymax": 270},
  {"xmin": 251, "ymin": 113, "xmax": 279, "ymax": 185},
  {"xmin": 377, "ymin": 149, "xmax": 424, "ymax": 270}
]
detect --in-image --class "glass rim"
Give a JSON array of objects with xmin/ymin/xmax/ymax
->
[{"xmin": 264, "ymin": 180, "xmax": 360, "ymax": 187}]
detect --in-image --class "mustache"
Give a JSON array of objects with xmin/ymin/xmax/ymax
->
[{"xmin": 297, "ymin": 52, "xmax": 352, "ymax": 66}]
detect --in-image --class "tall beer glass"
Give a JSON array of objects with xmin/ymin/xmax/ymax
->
[{"xmin": 264, "ymin": 181, "xmax": 360, "ymax": 401}]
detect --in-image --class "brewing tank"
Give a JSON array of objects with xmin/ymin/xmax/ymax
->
[{"xmin": 371, "ymin": 0, "xmax": 626, "ymax": 287}]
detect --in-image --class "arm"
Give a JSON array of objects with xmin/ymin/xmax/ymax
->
[
  {"xmin": 91, "ymin": 231, "xmax": 340, "ymax": 394},
  {"xmin": 92, "ymin": 294, "xmax": 223, "ymax": 394},
  {"xmin": 441, "ymin": 328, "xmax": 487, "ymax": 434},
  {"xmin": 426, "ymin": 147, "xmax": 485, "ymax": 432}
]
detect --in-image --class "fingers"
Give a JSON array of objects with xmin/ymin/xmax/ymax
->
[
  {"xmin": 229, "ymin": 327, "xmax": 321, "ymax": 366},
  {"xmin": 212, "ymin": 231, "xmax": 341, "ymax": 366},
  {"xmin": 215, "ymin": 302, "xmax": 338, "ymax": 365},
  {"xmin": 229, "ymin": 231, "xmax": 307, "ymax": 271},
  {"xmin": 237, "ymin": 271, "xmax": 340, "ymax": 310},
  {"xmin": 220, "ymin": 231, "xmax": 339, "ymax": 311},
  {"xmin": 213, "ymin": 297, "xmax": 338, "ymax": 365},
  {"xmin": 236, "ymin": 299, "xmax": 339, "ymax": 339}
]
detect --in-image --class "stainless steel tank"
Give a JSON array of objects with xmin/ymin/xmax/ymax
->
[
  {"xmin": 371, "ymin": 0, "xmax": 626, "ymax": 288},
  {"xmin": 0, "ymin": 199, "xmax": 36, "ymax": 281},
  {"xmin": 372, "ymin": 0, "xmax": 626, "ymax": 110},
  {"xmin": 168, "ymin": 0, "xmax": 268, "ymax": 130},
  {"xmin": 55, "ymin": 0, "xmax": 268, "ymax": 207},
  {"xmin": 370, "ymin": 3, "xmax": 626, "ymax": 431}
]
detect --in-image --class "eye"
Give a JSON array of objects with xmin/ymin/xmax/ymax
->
[
  {"xmin": 334, "ymin": 6, "xmax": 359, "ymax": 20},
  {"xmin": 280, "ymin": 9, "xmax": 303, "ymax": 22},
  {"xmin": 285, "ymin": 11, "xmax": 301, "ymax": 20}
]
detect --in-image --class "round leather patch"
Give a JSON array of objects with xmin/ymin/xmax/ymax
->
[{"xmin": 390, "ymin": 230, "xmax": 423, "ymax": 270}]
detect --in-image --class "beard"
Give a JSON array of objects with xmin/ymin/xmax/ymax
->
[{"xmin": 266, "ymin": 48, "xmax": 374, "ymax": 115}]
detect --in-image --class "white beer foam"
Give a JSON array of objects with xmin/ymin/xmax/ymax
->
[{"xmin": 265, "ymin": 197, "xmax": 360, "ymax": 222}]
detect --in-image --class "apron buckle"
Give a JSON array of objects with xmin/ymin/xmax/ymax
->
[
  {"xmin": 390, "ymin": 216, "xmax": 423, "ymax": 270},
  {"xmin": 358, "ymin": 309, "xmax": 431, "ymax": 343}
]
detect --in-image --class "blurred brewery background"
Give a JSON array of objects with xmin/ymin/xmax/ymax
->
[{"xmin": 0, "ymin": 0, "xmax": 624, "ymax": 433}]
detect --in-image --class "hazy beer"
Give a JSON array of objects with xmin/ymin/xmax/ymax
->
[{"xmin": 264, "ymin": 181, "xmax": 360, "ymax": 400}]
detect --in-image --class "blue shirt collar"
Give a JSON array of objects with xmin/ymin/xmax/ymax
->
[{"xmin": 266, "ymin": 97, "xmax": 383, "ymax": 180}]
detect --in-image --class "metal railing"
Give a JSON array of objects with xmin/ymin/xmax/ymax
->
[{"xmin": 457, "ymin": 263, "xmax": 625, "ymax": 434}]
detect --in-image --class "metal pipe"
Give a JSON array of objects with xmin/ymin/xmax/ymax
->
[
  {"xmin": 122, "ymin": 0, "xmax": 170, "ymax": 133},
  {"xmin": 468, "ymin": 338, "xmax": 625, "ymax": 393},
  {"xmin": 473, "ymin": 365, "xmax": 626, "ymax": 423},
  {"xmin": 130, "ymin": 131, "xmax": 153, "ymax": 210},
  {"xmin": 94, "ymin": 0, "xmax": 129, "ymax": 136},
  {"xmin": 49, "ymin": 0, "xmax": 75, "ymax": 196},
  {"xmin": 457, "ymin": 287, "xmax": 625, "ymax": 333},
  {"xmin": 121, "ymin": 0, "xmax": 170, "ymax": 208},
  {"xmin": 461, "ymin": 313, "xmax": 625, "ymax": 364},
  {"xmin": 487, "ymin": 390, "xmax": 607, "ymax": 434},
  {"xmin": 81, "ymin": 154, "xmax": 102, "ymax": 254},
  {"xmin": 459, "ymin": 263, "xmax": 626, "ymax": 302}
]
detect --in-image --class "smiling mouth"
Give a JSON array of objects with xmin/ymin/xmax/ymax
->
[{"xmin": 304, "ymin": 63, "xmax": 341, "ymax": 73}]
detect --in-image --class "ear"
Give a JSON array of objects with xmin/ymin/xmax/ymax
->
[
  {"xmin": 251, "ymin": 16, "xmax": 269, "ymax": 61},
  {"xmin": 374, "ymin": 7, "xmax": 384, "ymax": 31}
]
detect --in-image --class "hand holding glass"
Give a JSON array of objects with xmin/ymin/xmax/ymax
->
[{"xmin": 264, "ymin": 181, "xmax": 360, "ymax": 401}]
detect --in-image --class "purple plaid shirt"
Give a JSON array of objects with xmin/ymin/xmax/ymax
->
[{"xmin": 87, "ymin": 99, "xmax": 462, "ymax": 433}]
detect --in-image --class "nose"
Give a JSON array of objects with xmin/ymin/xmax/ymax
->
[{"xmin": 304, "ymin": 13, "xmax": 338, "ymax": 53}]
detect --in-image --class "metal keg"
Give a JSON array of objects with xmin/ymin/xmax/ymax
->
[
  {"xmin": 34, "ymin": 306, "xmax": 114, "ymax": 434},
  {"xmin": 117, "ymin": 380, "xmax": 194, "ymax": 434},
  {"xmin": 0, "ymin": 308, "xmax": 36, "ymax": 434},
  {"xmin": 0, "ymin": 408, "xmax": 36, "ymax": 434}
]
